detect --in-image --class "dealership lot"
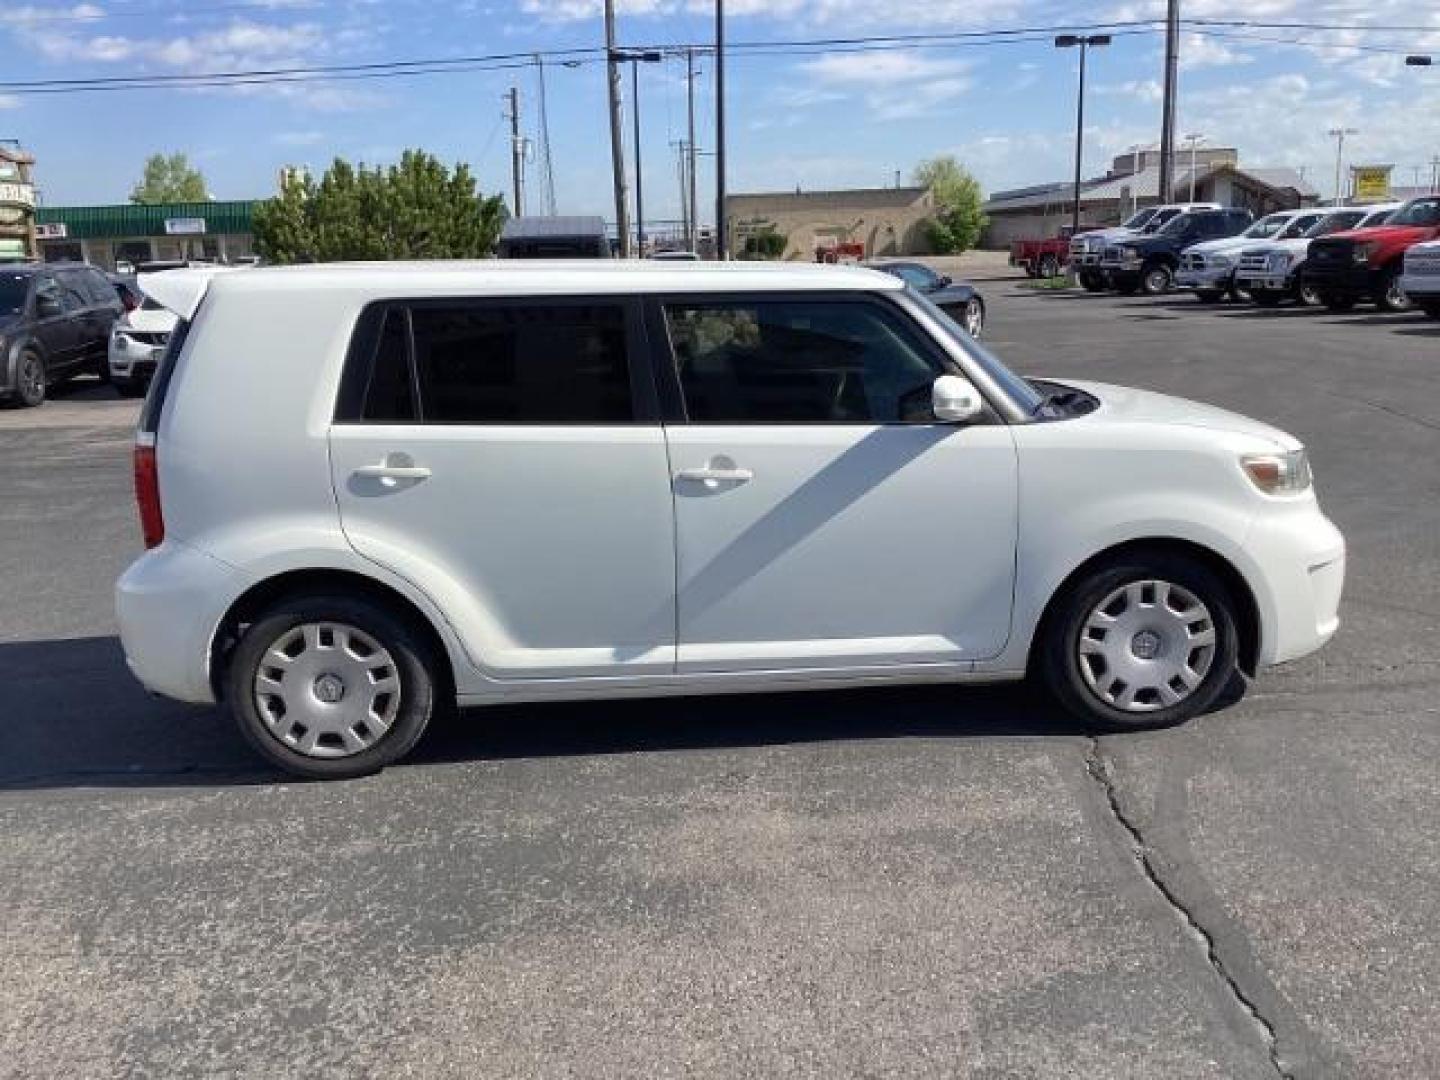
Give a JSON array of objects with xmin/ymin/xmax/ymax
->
[{"xmin": 2, "ymin": 286, "xmax": 1437, "ymax": 1078}]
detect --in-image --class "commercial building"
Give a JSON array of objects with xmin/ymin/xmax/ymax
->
[
  {"xmin": 0, "ymin": 143, "xmax": 38, "ymax": 263},
  {"xmin": 724, "ymin": 186, "xmax": 938, "ymax": 261},
  {"xmin": 34, "ymin": 200, "xmax": 260, "ymax": 269},
  {"xmin": 982, "ymin": 148, "xmax": 1319, "ymax": 248}
]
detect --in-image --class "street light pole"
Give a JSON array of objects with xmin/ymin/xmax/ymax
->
[
  {"xmin": 603, "ymin": 0, "xmax": 631, "ymax": 256},
  {"xmin": 1328, "ymin": 127, "xmax": 1358, "ymax": 206},
  {"xmin": 686, "ymin": 47, "xmax": 700, "ymax": 252},
  {"xmin": 631, "ymin": 59, "xmax": 644, "ymax": 254},
  {"xmin": 1184, "ymin": 133, "xmax": 1203, "ymax": 202},
  {"xmin": 715, "ymin": 0, "xmax": 727, "ymax": 260},
  {"xmin": 1055, "ymin": 34, "xmax": 1110, "ymax": 241}
]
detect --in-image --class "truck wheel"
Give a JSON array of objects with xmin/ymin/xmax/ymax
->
[
  {"xmin": 1039, "ymin": 254, "xmax": 1060, "ymax": 278},
  {"xmin": 1296, "ymin": 283, "xmax": 1322, "ymax": 307},
  {"xmin": 1140, "ymin": 261, "xmax": 1173, "ymax": 296},
  {"xmin": 1194, "ymin": 289, "xmax": 1224, "ymax": 304},
  {"xmin": 1320, "ymin": 291, "xmax": 1355, "ymax": 312},
  {"xmin": 1376, "ymin": 267, "xmax": 1411, "ymax": 313},
  {"xmin": 1079, "ymin": 270, "xmax": 1106, "ymax": 293},
  {"xmin": 1251, "ymin": 289, "xmax": 1283, "ymax": 307}
]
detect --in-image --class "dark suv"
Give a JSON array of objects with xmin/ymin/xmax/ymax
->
[
  {"xmin": 0, "ymin": 263, "xmax": 122, "ymax": 407},
  {"xmin": 1099, "ymin": 209, "xmax": 1254, "ymax": 295}
]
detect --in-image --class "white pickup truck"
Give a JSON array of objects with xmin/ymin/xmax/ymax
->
[
  {"xmin": 1234, "ymin": 204, "xmax": 1400, "ymax": 307},
  {"xmin": 1399, "ymin": 238, "xmax": 1440, "ymax": 317},
  {"xmin": 1068, "ymin": 202, "xmax": 1219, "ymax": 292},
  {"xmin": 1176, "ymin": 209, "xmax": 1326, "ymax": 302}
]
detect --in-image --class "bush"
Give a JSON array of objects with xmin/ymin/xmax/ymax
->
[
  {"xmin": 914, "ymin": 156, "xmax": 987, "ymax": 255},
  {"xmin": 740, "ymin": 230, "xmax": 787, "ymax": 260}
]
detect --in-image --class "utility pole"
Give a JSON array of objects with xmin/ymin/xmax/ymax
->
[
  {"xmin": 507, "ymin": 86, "xmax": 524, "ymax": 217},
  {"xmin": 1158, "ymin": 0, "xmax": 1180, "ymax": 204},
  {"xmin": 714, "ymin": 0, "xmax": 727, "ymax": 260},
  {"xmin": 675, "ymin": 141, "xmax": 691, "ymax": 246},
  {"xmin": 1328, "ymin": 127, "xmax": 1357, "ymax": 206},
  {"xmin": 631, "ymin": 59, "xmax": 645, "ymax": 254},
  {"xmin": 604, "ymin": 0, "xmax": 632, "ymax": 256},
  {"xmin": 686, "ymin": 47, "xmax": 699, "ymax": 252},
  {"xmin": 535, "ymin": 54, "xmax": 557, "ymax": 215},
  {"xmin": 1056, "ymin": 35, "xmax": 1110, "ymax": 240}
]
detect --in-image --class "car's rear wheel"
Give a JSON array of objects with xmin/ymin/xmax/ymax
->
[
  {"xmin": 15, "ymin": 350, "xmax": 45, "ymax": 408},
  {"xmin": 1040, "ymin": 553, "xmax": 1240, "ymax": 731},
  {"xmin": 225, "ymin": 594, "xmax": 440, "ymax": 779},
  {"xmin": 1376, "ymin": 266, "xmax": 1411, "ymax": 313},
  {"xmin": 1140, "ymin": 261, "xmax": 1173, "ymax": 296}
]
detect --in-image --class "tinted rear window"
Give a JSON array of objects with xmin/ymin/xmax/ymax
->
[{"xmin": 0, "ymin": 272, "xmax": 27, "ymax": 318}]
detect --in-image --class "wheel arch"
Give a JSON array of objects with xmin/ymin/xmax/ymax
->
[
  {"xmin": 209, "ymin": 567, "xmax": 458, "ymax": 701},
  {"xmin": 1026, "ymin": 536, "xmax": 1262, "ymax": 678}
]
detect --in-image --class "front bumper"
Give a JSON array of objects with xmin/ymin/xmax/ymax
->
[
  {"xmin": 1234, "ymin": 271, "xmax": 1295, "ymax": 293},
  {"xmin": 1300, "ymin": 262, "xmax": 1378, "ymax": 299},
  {"xmin": 1398, "ymin": 274, "xmax": 1440, "ymax": 303},
  {"xmin": 108, "ymin": 335, "xmax": 165, "ymax": 379},
  {"xmin": 1244, "ymin": 503, "xmax": 1346, "ymax": 667},
  {"xmin": 1176, "ymin": 265, "xmax": 1235, "ymax": 290},
  {"xmin": 116, "ymin": 541, "xmax": 244, "ymax": 704}
]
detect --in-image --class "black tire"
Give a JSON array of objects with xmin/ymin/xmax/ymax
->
[
  {"xmin": 1375, "ymin": 265, "xmax": 1411, "ymax": 313},
  {"xmin": 1194, "ymin": 289, "xmax": 1224, "ymax": 304},
  {"xmin": 114, "ymin": 376, "xmax": 148, "ymax": 399},
  {"xmin": 1039, "ymin": 254, "xmax": 1060, "ymax": 279},
  {"xmin": 1079, "ymin": 270, "xmax": 1106, "ymax": 293},
  {"xmin": 1320, "ymin": 291, "xmax": 1355, "ymax": 312},
  {"xmin": 1140, "ymin": 261, "xmax": 1173, "ymax": 296},
  {"xmin": 1113, "ymin": 278, "xmax": 1140, "ymax": 296},
  {"xmin": 1297, "ymin": 283, "xmax": 1322, "ymax": 307},
  {"xmin": 1039, "ymin": 552, "xmax": 1241, "ymax": 732},
  {"xmin": 14, "ymin": 349, "xmax": 45, "ymax": 408},
  {"xmin": 1251, "ymin": 289, "xmax": 1284, "ymax": 307},
  {"xmin": 225, "ymin": 593, "xmax": 441, "ymax": 780},
  {"xmin": 1420, "ymin": 301, "xmax": 1440, "ymax": 319}
]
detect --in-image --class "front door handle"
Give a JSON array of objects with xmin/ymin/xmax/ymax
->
[
  {"xmin": 675, "ymin": 463, "xmax": 753, "ymax": 485},
  {"xmin": 354, "ymin": 454, "xmax": 431, "ymax": 481}
]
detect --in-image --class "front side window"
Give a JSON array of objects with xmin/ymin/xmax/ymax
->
[
  {"xmin": 1309, "ymin": 211, "xmax": 1363, "ymax": 236},
  {"xmin": 356, "ymin": 301, "xmax": 634, "ymax": 424},
  {"xmin": 1146, "ymin": 209, "xmax": 1182, "ymax": 233},
  {"xmin": 54, "ymin": 272, "xmax": 90, "ymax": 311},
  {"xmin": 1123, "ymin": 208, "xmax": 1157, "ymax": 230},
  {"xmin": 665, "ymin": 298, "xmax": 944, "ymax": 424}
]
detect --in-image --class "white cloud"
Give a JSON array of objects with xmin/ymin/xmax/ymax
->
[
  {"xmin": 1179, "ymin": 33, "xmax": 1254, "ymax": 70},
  {"xmin": 1097, "ymin": 79, "xmax": 1164, "ymax": 103},
  {"xmin": 794, "ymin": 52, "xmax": 975, "ymax": 118}
]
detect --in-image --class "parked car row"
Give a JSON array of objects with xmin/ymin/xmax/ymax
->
[{"xmin": 1069, "ymin": 196, "xmax": 1440, "ymax": 316}]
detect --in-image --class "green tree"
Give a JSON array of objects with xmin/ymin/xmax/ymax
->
[
  {"xmin": 130, "ymin": 152, "xmax": 208, "ymax": 204},
  {"xmin": 252, "ymin": 150, "xmax": 506, "ymax": 264},
  {"xmin": 914, "ymin": 156, "xmax": 988, "ymax": 254}
]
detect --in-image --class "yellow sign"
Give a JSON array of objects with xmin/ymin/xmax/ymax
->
[{"xmin": 1352, "ymin": 165, "xmax": 1392, "ymax": 201}]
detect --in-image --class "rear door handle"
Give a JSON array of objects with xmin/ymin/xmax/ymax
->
[{"xmin": 354, "ymin": 463, "xmax": 431, "ymax": 480}]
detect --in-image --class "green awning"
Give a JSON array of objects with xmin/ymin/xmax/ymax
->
[{"xmin": 34, "ymin": 201, "xmax": 259, "ymax": 239}]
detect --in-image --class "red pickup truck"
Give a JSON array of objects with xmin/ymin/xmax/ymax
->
[
  {"xmin": 1301, "ymin": 195, "xmax": 1440, "ymax": 312},
  {"xmin": 1010, "ymin": 227, "xmax": 1076, "ymax": 278}
]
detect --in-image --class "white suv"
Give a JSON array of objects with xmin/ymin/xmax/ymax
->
[{"xmin": 117, "ymin": 262, "xmax": 1345, "ymax": 779}]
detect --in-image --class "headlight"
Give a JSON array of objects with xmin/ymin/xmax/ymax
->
[
  {"xmin": 1353, "ymin": 243, "xmax": 1377, "ymax": 265},
  {"xmin": 1241, "ymin": 449, "xmax": 1312, "ymax": 495}
]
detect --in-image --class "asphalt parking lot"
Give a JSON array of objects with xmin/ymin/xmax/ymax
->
[{"xmin": 2, "ymin": 285, "xmax": 1437, "ymax": 1079}]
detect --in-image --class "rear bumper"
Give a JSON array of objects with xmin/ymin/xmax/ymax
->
[
  {"xmin": 108, "ymin": 336, "xmax": 165, "ymax": 379},
  {"xmin": 116, "ymin": 541, "xmax": 243, "ymax": 704},
  {"xmin": 1245, "ymin": 506, "xmax": 1346, "ymax": 667}
]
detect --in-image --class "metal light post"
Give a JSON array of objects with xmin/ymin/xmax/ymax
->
[
  {"xmin": 1184, "ymin": 133, "xmax": 1204, "ymax": 202},
  {"xmin": 715, "ymin": 0, "xmax": 727, "ymax": 260},
  {"xmin": 607, "ymin": 48, "xmax": 662, "ymax": 255},
  {"xmin": 1055, "ymin": 34, "xmax": 1110, "ymax": 242},
  {"xmin": 1328, "ymin": 127, "xmax": 1358, "ymax": 206}
]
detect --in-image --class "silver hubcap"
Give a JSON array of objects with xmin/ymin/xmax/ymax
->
[
  {"xmin": 1146, "ymin": 269, "xmax": 1169, "ymax": 292},
  {"xmin": 253, "ymin": 622, "xmax": 401, "ymax": 759},
  {"xmin": 964, "ymin": 301, "xmax": 983, "ymax": 337},
  {"xmin": 1078, "ymin": 580, "xmax": 1217, "ymax": 713},
  {"xmin": 21, "ymin": 356, "xmax": 42, "ymax": 398},
  {"xmin": 1387, "ymin": 278, "xmax": 1409, "ymax": 309}
]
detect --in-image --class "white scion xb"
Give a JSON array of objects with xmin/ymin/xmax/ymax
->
[{"xmin": 117, "ymin": 262, "xmax": 1345, "ymax": 778}]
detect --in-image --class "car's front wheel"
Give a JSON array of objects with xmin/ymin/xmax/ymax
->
[
  {"xmin": 14, "ymin": 350, "xmax": 45, "ymax": 408},
  {"xmin": 1140, "ymin": 261, "xmax": 1174, "ymax": 296},
  {"xmin": 1376, "ymin": 266, "xmax": 1411, "ymax": 313},
  {"xmin": 959, "ymin": 298, "xmax": 984, "ymax": 338},
  {"xmin": 225, "ymin": 594, "xmax": 440, "ymax": 779},
  {"xmin": 1040, "ymin": 552, "xmax": 1240, "ymax": 731}
]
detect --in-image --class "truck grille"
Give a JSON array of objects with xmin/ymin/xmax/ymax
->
[
  {"xmin": 1181, "ymin": 252, "xmax": 1206, "ymax": 271},
  {"xmin": 126, "ymin": 331, "xmax": 171, "ymax": 346},
  {"xmin": 1238, "ymin": 251, "xmax": 1272, "ymax": 274},
  {"xmin": 1405, "ymin": 248, "xmax": 1440, "ymax": 276},
  {"xmin": 1102, "ymin": 246, "xmax": 1125, "ymax": 263}
]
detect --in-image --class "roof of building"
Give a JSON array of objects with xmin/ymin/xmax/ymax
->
[
  {"xmin": 727, "ymin": 186, "xmax": 930, "ymax": 212},
  {"xmin": 34, "ymin": 200, "xmax": 258, "ymax": 239},
  {"xmin": 986, "ymin": 162, "xmax": 1316, "ymax": 213},
  {"xmin": 499, "ymin": 215, "xmax": 607, "ymax": 240}
]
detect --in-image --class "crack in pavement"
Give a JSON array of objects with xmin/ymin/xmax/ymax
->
[{"xmin": 1084, "ymin": 737, "xmax": 1295, "ymax": 1080}]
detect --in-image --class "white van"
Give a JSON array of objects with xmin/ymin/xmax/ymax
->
[{"xmin": 117, "ymin": 262, "xmax": 1344, "ymax": 778}]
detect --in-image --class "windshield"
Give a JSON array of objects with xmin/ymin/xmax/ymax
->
[
  {"xmin": 0, "ymin": 272, "xmax": 28, "ymax": 319},
  {"xmin": 1244, "ymin": 215, "xmax": 1290, "ymax": 240},
  {"xmin": 1389, "ymin": 198, "xmax": 1440, "ymax": 227},
  {"xmin": 903, "ymin": 287, "xmax": 1045, "ymax": 417},
  {"xmin": 1307, "ymin": 211, "xmax": 1363, "ymax": 237},
  {"xmin": 1122, "ymin": 208, "xmax": 1157, "ymax": 230},
  {"xmin": 1143, "ymin": 209, "xmax": 1181, "ymax": 233}
]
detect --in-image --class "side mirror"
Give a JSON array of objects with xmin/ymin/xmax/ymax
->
[
  {"xmin": 36, "ymin": 293, "xmax": 62, "ymax": 318},
  {"xmin": 932, "ymin": 374, "xmax": 984, "ymax": 423}
]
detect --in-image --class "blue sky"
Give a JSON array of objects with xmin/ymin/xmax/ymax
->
[{"xmin": 2, "ymin": 0, "xmax": 1438, "ymax": 222}]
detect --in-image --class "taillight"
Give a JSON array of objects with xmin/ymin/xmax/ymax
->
[{"xmin": 133, "ymin": 434, "xmax": 164, "ymax": 549}]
